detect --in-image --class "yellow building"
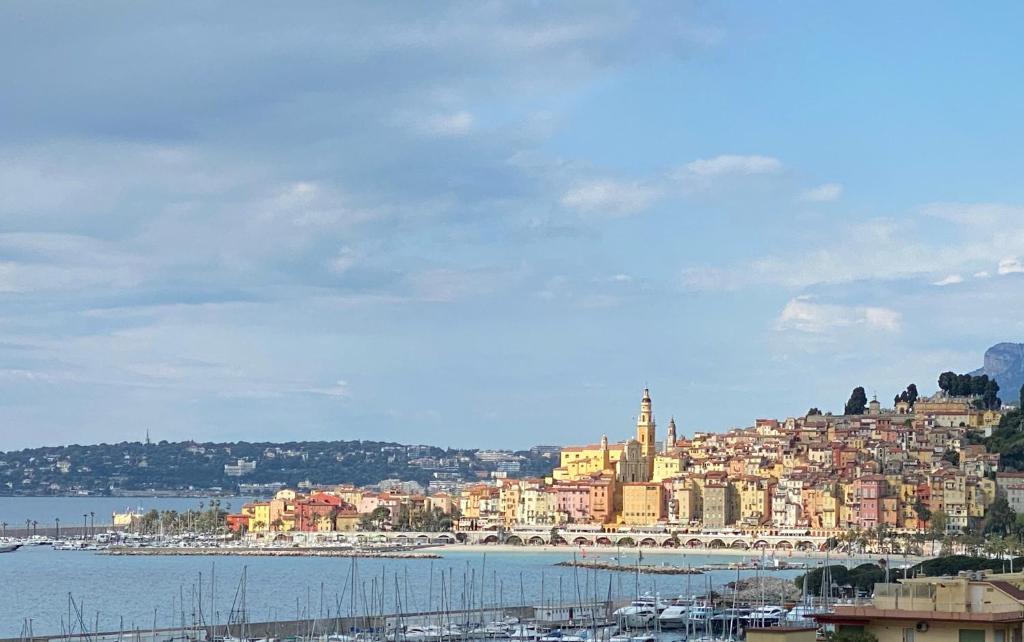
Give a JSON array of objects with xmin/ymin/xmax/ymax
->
[
  {"xmin": 252, "ymin": 502, "xmax": 271, "ymax": 532},
  {"xmin": 553, "ymin": 389, "xmax": 660, "ymax": 485},
  {"xmin": 553, "ymin": 435, "xmax": 619, "ymax": 481},
  {"xmin": 819, "ymin": 572, "xmax": 1024, "ymax": 642},
  {"xmin": 653, "ymin": 453, "xmax": 686, "ymax": 483},
  {"xmin": 734, "ymin": 476, "xmax": 772, "ymax": 527},
  {"xmin": 621, "ymin": 482, "xmax": 665, "ymax": 525}
]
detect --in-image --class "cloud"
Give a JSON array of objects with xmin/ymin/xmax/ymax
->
[
  {"xmin": 302, "ymin": 380, "xmax": 352, "ymax": 399},
  {"xmin": 327, "ymin": 246, "xmax": 360, "ymax": 275},
  {"xmin": 561, "ymin": 179, "xmax": 661, "ymax": 216},
  {"xmin": 682, "ymin": 154, "xmax": 782, "ymax": 178},
  {"xmin": 680, "ymin": 215, "xmax": 1024, "ymax": 292},
  {"xmin": 406, "ymin": 268, "xmax": 499, "ymax": 302},
  {"xmin": 776, "ymin": 297, "xmax": 902, "ymax": 334},
  {"xmin": 800, "ymin": 182, "xmax": 843, "ymax": 202},
  {"xmin": 421, "ymin": 111, "xmax": 474, "ymax": 136},
  {"xmin": 933, "ymin": 274, "xmax": 963, "ymax": 286},
  {"xmin": 921, "ymin": 202, "xmax": 1024, "ymax": 227},
  {"xmin": 999, "ymin": 258, "xmax": 1024, "ymax": 275}
]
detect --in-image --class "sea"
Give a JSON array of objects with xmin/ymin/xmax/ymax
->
[
  {"xmin": 0, "ymin": 495, "xmax": 256, "ymax": 530},
  {"xmin": 0, "ymin": 497, "xmax": 819, "ymax": 638}
]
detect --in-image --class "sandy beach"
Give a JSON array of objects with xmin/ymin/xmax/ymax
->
[{"xmin": 435, "ymin": 543, "xmax": 927, "ymax": 565}]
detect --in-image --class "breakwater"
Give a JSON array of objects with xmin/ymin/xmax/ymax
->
[{"xmin": 554, "ymin": 559, "xmax": 703, "ymax": 574}]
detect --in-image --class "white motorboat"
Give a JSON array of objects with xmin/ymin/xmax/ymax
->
[
  {"xmin": 742, "ymin": 606, "xmax": 787, "ymax": 626},
  {"xmin": 540, "ymin": 630, "xmax": 587, "ymax": 642},
  {"xmin": 657, "ymin": 605, "xmax": 690, "ymax": 629},
  {"xmin": 509, "ymin": 624, "xmax": 549, "ymax": 641}
]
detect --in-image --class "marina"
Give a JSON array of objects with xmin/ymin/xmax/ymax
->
[{"xmin": 0, "ymin": 533, "xmax": 875, "ymax": 642}]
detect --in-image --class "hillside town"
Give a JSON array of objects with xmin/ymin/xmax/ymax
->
[{"xmin": 226, "ymin": 383, "xmax": 1022, "ymax": 538}]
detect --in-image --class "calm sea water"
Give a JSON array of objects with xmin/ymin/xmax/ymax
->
[
  {"xmin": 0, "ymin": 496, "xmax": 255, "ymax": 528},
  {"xmin": 0, "ymin": 546, "xmax": 810, "ymax": 637}
]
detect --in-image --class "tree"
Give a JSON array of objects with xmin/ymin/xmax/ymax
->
[
  {"xmin": 939, "ymin": 371, "xmax": 956, "ymax": 393},
  {"xmin": 942, "ymin": 449, "xmax": 960, "ymax": 467},
  {"xmin": 807, "ymin": 407, "xmax": 822, "ymax": 416},
  {"xmin": 983, "ymin": 379, "xmax": 1002, "ymax": 410},
  {"xmin": 984, "ymin": 496, "xmax": 1016, "ymax": 536},
  {"xmin": 1020, "ymin": 383, "xmax": 1024, "ymax": 409},
  {"xmin": 913, "ymin": 499, "xmax": 932, "ymax": 530},
  {"xmin": 370, "ymin": 506, "xmax": 391, "ymax": 530},
  {"xmin": 845, "ymin": 387, "xmax": 868, "ymax": 415},
  {"xmin": 906, "ymin": 383, "xmax": 919, "ymax": 406},
  {"xmin": 929, "ymin": 510, "xmax": 949, "ymax": 555},
  {"xmin": 895, "ymin": 383, "xmax": 920, "ymax": 407}
]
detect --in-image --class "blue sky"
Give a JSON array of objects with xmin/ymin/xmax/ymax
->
[{"xmin": 2, "ymin": 2, "xmax": 1023, "ymax": 450}]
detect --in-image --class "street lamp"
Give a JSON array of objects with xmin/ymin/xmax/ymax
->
[
  {"xmin": 55, "ymin": 517, "xmax": 60, "ymax": 539},
  {"xmin": 90, "ymin": 511, "xmax": 95, "ymax": 538},
  {"xmin": 83, "ymin": 513, "xmax": 88, "ymax": 539}
]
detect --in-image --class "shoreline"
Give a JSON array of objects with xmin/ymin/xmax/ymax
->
[{"xmin": 434, "ymin": 543, "xmax": 927, "ymax": 564}]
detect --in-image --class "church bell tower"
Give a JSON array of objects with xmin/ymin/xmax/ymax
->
[{"xmin": 636, "ymin": 387, "xmax": 656, "ymax": 478}]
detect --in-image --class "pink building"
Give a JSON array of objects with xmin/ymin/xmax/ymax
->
[
  {"xmin": 855, "ymin": 474, "xmax": 885, "ymax": 529},
  {"xmin": 552, "ymin": 482, "xmax": 592, "ymax": 523}
]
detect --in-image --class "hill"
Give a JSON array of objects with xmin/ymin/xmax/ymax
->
[
  {"xmin": 0, "ymin": 440, "xmax": 556, "ymax": 497},
  {"xmin": 971, "ymin": 342, "xmax": 1024, "ymax": 403}
]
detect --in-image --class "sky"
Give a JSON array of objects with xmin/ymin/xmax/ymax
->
[{"xmin": 2, "ymin": 2, "xmax": 1024, "ymax": 451}]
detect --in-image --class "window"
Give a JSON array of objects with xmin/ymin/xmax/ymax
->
[{"xmin": 959, "ymin": 630, "xmax": 985, "ymax": 642}]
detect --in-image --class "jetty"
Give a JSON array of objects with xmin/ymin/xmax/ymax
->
[{"xmin": 554, "ymin": 559, "xmax": 703, "ymax": 574}]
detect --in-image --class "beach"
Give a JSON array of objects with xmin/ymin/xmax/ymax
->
[{"xmin": 435, "ymin": 543, "xmax": 926, "ymax": 564}]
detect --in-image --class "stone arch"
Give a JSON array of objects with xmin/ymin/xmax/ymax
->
[
  {"xmin": 639, "ymin": 537, "xmax": 658, "ymax": 547},
  {"xmin": 596, "ymin": 536, "xmax": 612, "ymax": 546},
  {"xmin": 528, "ymin": 535, "xmax": 546, "ymax": 545},
  {"xmin": 774, "ymin": 540, "xmax": 793, "ymax": 550},
  {"xmin": 617, "ymin": 536, "xmax": 636, "ymax": 547},
  {"xmin": 661, "ymin": 538, "xmax": 679, "ymax": 548},
  {"xmin": 685, "ymin": 538, "xmax": 703, "ymax": 548},
  {"xmin": 551, "ymin": 535, "xmax": 568, "ymax": 546},
  {"xmin": 505, "ymin": 535, "xmax": 524, "ymax": 546},
  {"xmin": 436, "ymin": 534, "xmax": 455, "ymax": 544},
  {"xmin": 796, "ymin": 540, "xmax": 815, "ymax": 551},
  {"xmin": 730, "ymin": 539, "xmax": 750, "ymax": 549},
  {"xmin": 482, "ymin": 534, "xmax": 500, "ymax": 544},
  {"xmin": 753, "ymin": 540, "xmax": 770, "ymax": 549},
  {"xmin": 455, "ymin": 532, "xmax": 468, "ymax": 543},
  {"xmin": 707, "ymin": 538, "xmax": 726, "ymax": 549},
  {"xmin": 573, "ymin": 536, "xmax": 593, "ymax": 546}
]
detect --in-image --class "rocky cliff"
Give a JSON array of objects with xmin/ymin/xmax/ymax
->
[{"xmin": 971, "ymin": 342, "xmax": 1024, "ymax": 401}]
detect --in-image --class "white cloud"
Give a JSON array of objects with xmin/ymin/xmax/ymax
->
[
  {"xmin": 921, "ymin": 202, "xmax": 1024, "ymax": 227},
  {"xmin": 863, "ymin": 307, "xmax": 902, "ymax": 331},
  {"xmin": 420, "ymin": 111, "xmax": 474, "ymax": 136},
  {"xmin": 999, "ymin": 257, "xmax": 1024, "ymax": 275},
  {"xmin": 800, "ymin": 182, "xmax": 843, "ymax": 202},
  {"xmin": 302, "ymin": 380, "xmax": 352, "ymax": 399},
  {"xmin": 407, "ymin": 268, "xmax": 496, "ymax": 302},
  {"xmin": 682, "ymin": 154, "xmax": 782, "ymax": 178},
  {"xmin": 561, "ymin": 179, "xmax": 661, "ymax": 217},
  {"xmin": 327, "ymin": 246, "xmax": 359, "ymax": 275},
  {"xmin": 933, "ymin": 274, "xmax": 963, "ymax": 286},
  {"xmin": 680, "ymin": 215, "xmax": 1024, "ymax": 292},
  {"xmin": 776, "ymin": 297, "xmax": 901, "ymax": 334},
  {"xmin": 974, "ymin": 271, "xmax": 991, "ymax": 278}
]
